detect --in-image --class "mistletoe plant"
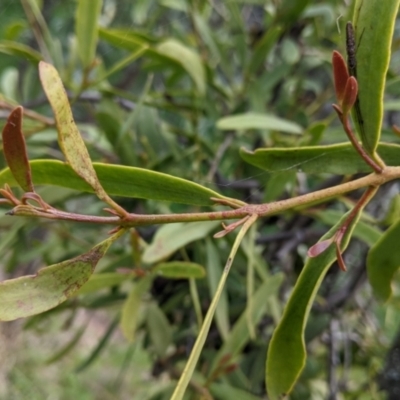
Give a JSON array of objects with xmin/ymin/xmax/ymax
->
[{"xmin": 0, "ymin": 0, "xmax": 400, "ymax": 398}]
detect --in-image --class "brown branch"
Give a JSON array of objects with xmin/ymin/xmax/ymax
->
[{"xmin": 4, "ymin": 166, "xmax": 400, "ymax": 227}]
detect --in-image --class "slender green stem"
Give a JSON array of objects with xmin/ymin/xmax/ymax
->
[
  {"xmin": 189, "ymin": 278, "xmax": 203, "ymax": 329},
  {"xmin": 170, "ymin": 214, "xmax": 258, "ymax": 400}
]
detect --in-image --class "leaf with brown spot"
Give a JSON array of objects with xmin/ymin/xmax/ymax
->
[
  {"xmin": 38, "ymin": 61, "xmax": 127, "ymax": 215},
  {"xmin": 0, "ymin": 229, "xmax": 126, "ymax": 321},
  {"xmin": 2, "ymin": 107, "xmax": 34, "ymax": 192}
]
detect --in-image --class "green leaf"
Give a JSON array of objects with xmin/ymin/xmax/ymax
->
[
  {"xmin": 1, "ymin": 107, "xmax": 34, "ymax": 192},
  {"xmin": 75, "ymin": 0, "xmax": 102, "ymax": 68},
  {"xmin": 146, "ymin": 302, "xmax": 172, "ymax": 357},
  {"xmin": 217, "ymin": 112, "xmax": 303, "ymax": 134},
  {"xmin": 0, "ymin": 159, "xmax": 226, "ymax": 206},
  {"xmin": 99, "ymin": 28, "xmax": 150, "ymax": 52},
  {"xmin": 266, "ymin": 209, "xmax": 364, "ymax": 399},
  {"xmin": 351, "ymin": 0, "xmax": 400, "ymax": 155},
  {"xmin": 142, "ymin": 221, "xmax": 220, "ymax": 264},
  {"xmin": 240, "ymin": 142, "xmax": 400, "ymax": 175},
  {"xmin": 155, "ymin": 39, "xmax": 206, "ymax": 95},
  {"xmin": 155, "ymin": 262, "xmax": 206, "ymax": 279},
  {"xmin": 38, "ymin": 62, "xmax": 122, "ymax": 213},
  {"xmin": 0, "ymin": 230, "xmax": 124, "ymax": 321},
  {"xmin": 0, "ymin": 40, "xmax": 42, "ymax": 63},
  {"xmin": 75, "ymin": 273, "xmax": 127, "ymax": 295},
  {"xmin": 367, "ymin": 219, "xmax": 400, "ymax": 302},
  {"xmin": 120, "ymin": 276, "xmax": 152, "ymax": 341}
]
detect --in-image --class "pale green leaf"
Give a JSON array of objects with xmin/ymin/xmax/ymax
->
[
  {"xmin": 0, "ymin": 230, "xmax": 124, "ymax": 321},
  {"xmin": 142, "ymin": 221, "xmax": 220, "ymax": 264},
  {"xmin": 217, "ymin": 113, "xmax": 303, "ymax": 134},
  {"xmin": 155, "ymin": 262, "xmax": 206, "ymax": 279},
  {"xmin": 75, "ymin": 0, "xmax": 102, "ymax": 68},
  {"xmin": 155, "ymin": 39, "xmax": 206, "ymax": 95}
]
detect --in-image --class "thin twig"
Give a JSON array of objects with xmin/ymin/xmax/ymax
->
[{"xmin": 5, "ymin": 166, "xmax": 400, "ymax": 226}]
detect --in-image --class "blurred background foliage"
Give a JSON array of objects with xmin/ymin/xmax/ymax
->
[{"xmin": 0, "ymin": 0, "xmax": 400, "ymax": 399}]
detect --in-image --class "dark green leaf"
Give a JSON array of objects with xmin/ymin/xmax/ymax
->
[
  {"xmin": 241, "ymin": 142, "xmax": 400, "ymax": 174},
  {"xmin": 351, "ymin": 0, "xmax": 400, "ymax": 155},
  {"xmin": 0, "ymin": 159, "xmax": 226, "ymax": 206},
  {"xmin": 266, "ymin": 210, "xmax": 363, "ymax": 399},
  {"xmin": 367, "ymin": 219, "xmax": 400, "ymax": 302}
]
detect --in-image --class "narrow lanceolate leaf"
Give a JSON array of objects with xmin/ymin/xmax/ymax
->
[
  {"xmin": 155, "ymin": 262, "xmax": 206, "ymax": 279},
  {"xmin": 0, "ymin": 40, "xmax": 42, "ymax": 63},
  {"xmin": 367, "ymin": 219, "xmax": 400, "ymax": 302},
  {"xmin": 0, "ymin": 160, "xmax": 226, "ymax": 206},
  {"xmin": 1, "ymin": 107, "xmax": 34, "ymax": 192},
  {"xmin": 155, "ymin": 39, "xmax": 206, "ymax": 95},
  {"xmin": 217, "ymin": 113, "xmax": 302, "ymax": 135},
  {"xmin": 75, "ymin": 0, "xmax": 102, "ymax": 68},
  {"xmin": 240, "ymin": 142, "xmax": 400, "ymax": 175},
  {"xmin": 266, "ymin": 210, "xmax": 363, "ymax": 399},
  {"xmin": 38, "ymin": 62, "xmax": 124, "ymax": 214},
  {"xmin": 0, "ymin": 229, "xmax": 125, "ymax": 321},
  {"xmin": 350, "ymin": 0, "xmax": 400, "ymax": 155}
]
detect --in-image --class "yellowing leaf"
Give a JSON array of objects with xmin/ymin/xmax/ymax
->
[
  {"xmin": 38, "ymin": 61, "xmax": 126, "ymax": 215},
  {"xmin": 0, "ymin": 230, "xmax": 125, "ymax": 321}
]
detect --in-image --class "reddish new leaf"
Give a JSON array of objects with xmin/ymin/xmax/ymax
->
[
  {"xmin": 341, "ymin": 76, "xmax": 358, "ymax": 116},
  {"xmin": 2, "ymin": 107, "xmax": 34, "ymax": 192},
  {"xmin": 332, "ymin": 50, "xmax": 349, "ymax": 104},
  {"xmin": 307, "ymin": 239, "xmax": 332, "ymax": 258}
]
